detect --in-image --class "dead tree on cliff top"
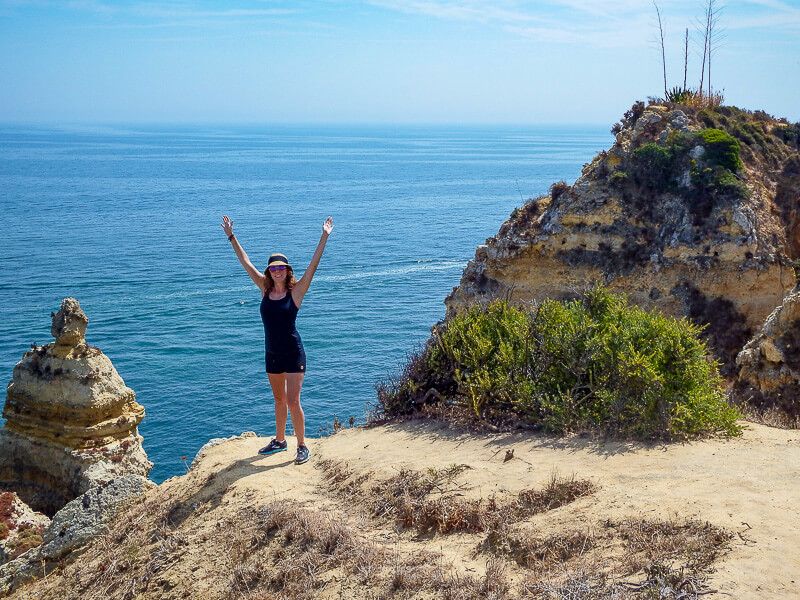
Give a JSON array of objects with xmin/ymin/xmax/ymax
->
[
  {"xmin": 683, "ymin": 27, "xmax": 689, "ymax": 90},
  {"xmin": 698, "ymin": 0, "xmax": 723, "ymax": 96},
  {"xmin": 653, "ymin": 1, "xmax": 668, "ymax": 97}
]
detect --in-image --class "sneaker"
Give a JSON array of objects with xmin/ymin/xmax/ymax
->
[
  {"xmin": 295, "ymin": 444, "xmax": 310, "ymax": 465},
  {"xmin": 258, "ymin": 438, "xmax": 287, "ymax": 455}
]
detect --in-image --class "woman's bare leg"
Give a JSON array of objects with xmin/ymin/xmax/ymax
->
[
  {"xmin": 285, "ymin": 373, "xmax": 306, "ymax": 446},
  {"xmin": 268, "ymin": 373, "xmax": 288, "ymax": 441}
]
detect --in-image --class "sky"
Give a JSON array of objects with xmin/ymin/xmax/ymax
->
[{"xmin": 0, "ymin": 0, "xmax": 798, "ymax": 124}]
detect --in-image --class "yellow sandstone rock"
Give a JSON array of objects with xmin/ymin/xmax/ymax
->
[{"xmin": 0, "ymin": 298, "xmax": 151, "ymax": 515}]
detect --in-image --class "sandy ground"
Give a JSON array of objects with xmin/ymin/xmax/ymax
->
[
  {"xmin": 183, "ymin": 419, "xmax": 800, "ymax": 599},
  {"xmin": 9, "ymin": 419, "xmax": 800, "ymax": 599}
]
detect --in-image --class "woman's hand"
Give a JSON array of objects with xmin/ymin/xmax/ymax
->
[
  {"xmin": 221, "ymin": 215, "xmax": 234, "ymax": 238},
  {"xmin": 322, "ymin": 216, "xmax": 334, "ymax": 236}
]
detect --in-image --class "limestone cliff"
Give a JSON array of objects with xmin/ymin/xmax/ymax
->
[
  {"xmin": 0, "ymin": 298, "xmax": 151, "ymax": 516},
  {"xmin": 446, "ymin": 103, "xmax": 800, "ymax": 373}
]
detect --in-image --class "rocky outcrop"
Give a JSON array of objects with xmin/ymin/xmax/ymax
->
[
  {"xmin": 0, "ymin": 298, "xmax": 151, "ymax": 516},
  {"xmin": 446, "ymin": 104, "xmax": 800, "ymax": 373},
  {"xmin": 735, "ymin": 290, "xmax": 800, "ymax": 423},
  {"xmin": 0, "ymin": 475, "xmax": 154, "ymax": 594},
  {"xmin": 0, "ymin": 492, "xmax": 49, "ymax": 565}
]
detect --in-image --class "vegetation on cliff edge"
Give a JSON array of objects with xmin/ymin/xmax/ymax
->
[{"xmin": 376, "ymin": 288, "xmax": 741, "ymax": 440}]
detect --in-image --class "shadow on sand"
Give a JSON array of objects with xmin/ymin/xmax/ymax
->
[
  {"xmin": 369, "ymin": 417, "xmax": 673, "ymax": 459},
  {"xmin": 166, "ymin": 454, "xmax": 293, "ymax": 527}
]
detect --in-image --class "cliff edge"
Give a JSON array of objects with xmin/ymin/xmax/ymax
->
[{"xmin": 5, "ymin": 422, "xmax": 799, "ymax": 599}]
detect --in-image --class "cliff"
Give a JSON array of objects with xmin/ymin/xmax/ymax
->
[{"xmin": 446, "ymin": 104, "xmax": 800, "ymax": 373}]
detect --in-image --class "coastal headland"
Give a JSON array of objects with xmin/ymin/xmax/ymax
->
[{"xmin": 2, "ymin": 100, "xmax": 799, "ymax": 599}]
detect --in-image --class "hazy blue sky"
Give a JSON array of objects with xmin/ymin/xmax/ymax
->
[{"xmin": 1, "ymin": 0, "xmax": 798, "ymax": 124}]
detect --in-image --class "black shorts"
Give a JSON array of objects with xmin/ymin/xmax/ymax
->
[{"xmin": 266, "ymin": 351, "xmax": 306, "ymax": 374}]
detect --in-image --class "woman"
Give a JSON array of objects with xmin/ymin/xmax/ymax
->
[{"xmin": 221, "ymin": 214, "xmax": 333, "ymax": 464}]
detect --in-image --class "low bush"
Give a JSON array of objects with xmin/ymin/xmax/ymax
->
[
  {"xmin": 376, "ymin": 288, "xmax": 741, "ymax": 440},
  {"xmin": 698, "ymin": 128, "xmax": 742, "ymax": 172},
  {"xmin": 609, "ymin": 170, "xmax": 628, "ymax": 186},
  {"xmin": 776, "ymin": 121, "xmax": 800, "ymax": 149},
  {"xmin": 665, "ymin": 86, "xmax": 694, "ymax": 104},
  {"xmin": 631, "ymin": 143, "xmax": 673, "ymax": 190},
  {"xmin": 426, "ymin": 301, "xmax": 533, "ymax": 418},
  {"xmin": 550, "ymin": 180, "xmax": 570, "ymax": 201}
]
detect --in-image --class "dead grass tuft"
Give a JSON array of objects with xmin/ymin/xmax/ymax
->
[
  {"xmin": 518, "ymin": 473, "xmax": 596, "ymax": 514},
  {"xmin": 386, "ymin": 469, "xmax": 594, "ymax": 535},
  {"xmin": 484, "ymin": 516, "xmax": 732, "ymax": 599},
  {"xmin": 521, "ymin": 569, "xmax": 612, "ymax": 599},
  {"xmin": 616, "ymin": 517, "xmax": 733, "ymax": 574},
  {"xmin": 318, "ymin": 459, "xmax": 595, "ymax": 537},
  {"xmin": 481, "ymin": 526, "xmax": 596, "ymax": 569}
]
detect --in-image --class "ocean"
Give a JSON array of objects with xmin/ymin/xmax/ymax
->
[{"xmin": 0, "ymin": 124, "xmax": 611, "ymax": 482}]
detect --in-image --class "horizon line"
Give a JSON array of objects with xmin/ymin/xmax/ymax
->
[{"xmin": 0, "ymin": 120, "xmax": 614, "ymax": 128}]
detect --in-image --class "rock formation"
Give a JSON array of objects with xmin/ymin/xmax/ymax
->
[
  {"xmin": 0, "ymin": 298, "xmax": 152, "ymax": 516},
  {"xmin": 735, "ymin": 290, "xmax": 800, "ymax": 423},
  {"xmin": 0, "ymin": 492, "xmax": 50, "ymax": 565},
  {"xmin": 0, "ymin": 475, "xmax": 155, "ymax": 593},
  {"xmin": 446, "ymin": 104, "xmax": 800, "ymax": 373}
]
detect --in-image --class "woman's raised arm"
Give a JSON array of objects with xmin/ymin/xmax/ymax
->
[
  {"xmin": 221, "ymin": 215, "xmax": 266, "ymax": 291},
  {"xmin": 292, "ymin": 216, "xmax": 333, "ymax": 308}
]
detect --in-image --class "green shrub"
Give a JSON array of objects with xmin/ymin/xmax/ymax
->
[
  {"xmin": 665, "ymin": 86, "xmax": 693, "ymax": 104},
  {"xmin": 522, "ymin": 289, "xmax": 740, "ymax": 438},
  {"xmin": 427, "ymin": 301, "xmax": 533, "ymax": 417},
  {"xmin": 776, "ymin": 122, "xmax": 800, "ymax": 148},
  {"xmin": 690, "ymin": 163, "xmax": 748, "ymax": 209},
  {"xmin": 376, "ymin": 289, "xmax": 741, "ymax": 440},
  {"xmin": 631, "ymin": 143, "xmax": 673, "ymax": 189},
  {"xmin": 609, "ymin": 170, "xmax": 628, "ymax": 185},
  {"xmin": 698, "ymin": 128, "xmax": 742, "ymax": 172}
]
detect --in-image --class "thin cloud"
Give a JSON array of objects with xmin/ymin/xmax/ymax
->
[
  {"xmin": 2, "ymin": 0, "xmax": 298, "ymax": 21},
  {"xmin": 364, "ymin": 0, "xmax": 800, "ymax": 43}
]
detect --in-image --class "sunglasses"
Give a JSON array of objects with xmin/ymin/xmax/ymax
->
[{"xmin": 268, "ymin": 265, "xmax": 288, "ymax": 272}]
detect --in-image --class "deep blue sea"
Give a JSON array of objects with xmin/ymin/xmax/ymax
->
[{"xmin": 0, "ymin": 124, "xmax": 611, "ymax": 482}]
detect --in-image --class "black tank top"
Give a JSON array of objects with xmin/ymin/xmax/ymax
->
[{"xmin": 260, "ymin": 290, "xmax": 304, "ymax": 355}]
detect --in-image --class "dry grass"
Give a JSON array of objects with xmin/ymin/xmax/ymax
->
[
  {"xmin": 9, "ymin": 498, "xmax": 735, "ymax": 600},
  {"xmin": 615, "ymin": 518, "xmax": 733, "ymax": 574},
  {"xmin": 518, "ymin": 473, "xmax": 596, "ymax": 514},
  {"xmin": 8, "ymin": 483, "xmax": 201, "ymax": 600},
  {"xmin": 317, "ymin": 459, "xmax": 595, "ymax": 536},
  {"xmin": 8, "ymin": 457, "xmax": 734, "ymax": 600},
  {"xmin": 482, "ymin": 516, "xmax": 732, "ymax": 599},
  {"xmin": 481, "ymin": 526, "xmax": 596, "ymax": 569},
  {"xmin": 222, "ymin": 502, "xmax": 519, "ymax": 600}
]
